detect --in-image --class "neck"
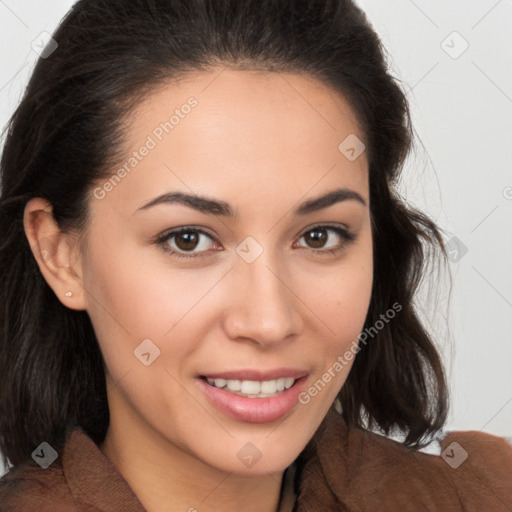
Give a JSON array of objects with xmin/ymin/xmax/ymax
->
[{"xmin": 100, "ymin": 412, "xmax": 286, "ymax": 512}]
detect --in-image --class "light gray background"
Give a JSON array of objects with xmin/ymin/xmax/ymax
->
[{"xmin": 1, "ymin": 0, "xmax": 511, "ymax": 474}]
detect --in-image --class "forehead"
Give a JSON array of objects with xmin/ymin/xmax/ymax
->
[{"xmin": 92, "ymin": 68, "xmax": 369, "ymax": 217}]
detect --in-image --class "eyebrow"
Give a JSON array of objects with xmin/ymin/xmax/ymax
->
[{"xmin": 136, "ymin": 187, "xmax": 366, "ymax": 218}]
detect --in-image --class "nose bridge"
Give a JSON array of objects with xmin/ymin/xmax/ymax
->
[{"xmin": 223, "ymin": 239, "xmax": 302, "ymax": 345}]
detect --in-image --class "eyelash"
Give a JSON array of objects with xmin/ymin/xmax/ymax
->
[{"xmin": 154, "ymin": 224, "xmax": 357, "ymax": 261}]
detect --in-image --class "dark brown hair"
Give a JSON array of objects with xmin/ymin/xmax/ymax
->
[{"xmin": 0, "ymin": 0, "xmax": 450, "ymax": 468}]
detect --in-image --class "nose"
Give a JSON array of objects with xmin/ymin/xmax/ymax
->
[{"xmin": 222, "ymin": 253, "xmax": 303, "ymax": 348}]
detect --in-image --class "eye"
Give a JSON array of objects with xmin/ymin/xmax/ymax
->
[
  {"xmin": 294, "ymin": 224, "xmax": 356, "ymax": 256},
  {"xmin": 155, "ymin": 226, "xmax": 218, "ymax": 260}
]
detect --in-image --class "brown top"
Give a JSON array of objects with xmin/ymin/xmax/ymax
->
[{"xmin": 1, "ymin": 408, "xmax": 511, "ymax": 511}]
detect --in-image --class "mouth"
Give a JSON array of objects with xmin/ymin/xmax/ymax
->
[{"xmin": 197, "ymin": 370, "xmax": 308, "ymax": 423}]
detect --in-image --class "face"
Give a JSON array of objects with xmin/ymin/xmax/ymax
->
[{"xmin": 79, "ymin": 69, "xmax": 373, "ymax": 475}]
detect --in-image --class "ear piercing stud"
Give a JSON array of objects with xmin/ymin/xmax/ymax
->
[{"xmin": 65, "ymin": 291, "xmax": 73, "ymax": 297}]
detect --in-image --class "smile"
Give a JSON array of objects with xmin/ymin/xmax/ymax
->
[{"xmin": 197, "ymin": 370, "xmax": 309, "ymax": 423}]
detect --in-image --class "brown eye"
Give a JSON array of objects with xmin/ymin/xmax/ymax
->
[
  {"xmin": 174, "ymin": 231, "xmax": 200, "ymax": 251},
  {"xmin": 156, "ymin": 227, "xmax": 217, "ymax": 260},
  {"xmin": 303, "ymin": 228, "xmax": 329, "ymax": 249},
  {"xmin": 296, "ymin": 225, "xmax": 357, "ymax": 255}
]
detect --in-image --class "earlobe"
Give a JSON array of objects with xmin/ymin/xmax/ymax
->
[{"xmin": 23, "ymin": 197, "xmax": 87, "ymax": 311}]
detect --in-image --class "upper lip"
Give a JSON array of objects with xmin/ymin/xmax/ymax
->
[{"xmin": 200, "ymin": 368, "xmax": 308, "ymax": 381}]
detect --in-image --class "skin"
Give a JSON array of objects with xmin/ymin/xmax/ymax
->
[{"xmin": 24, "ymin": 68, "xmax": 373, "ymax": 512}]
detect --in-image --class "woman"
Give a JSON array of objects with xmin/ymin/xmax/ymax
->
[{"xmin": 0, "ymin": 0, "xmax": 510, "ymax": 510}]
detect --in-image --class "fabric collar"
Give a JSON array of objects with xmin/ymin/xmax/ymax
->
[{"xmin": 62, "ymin": 428, "xmax": 147, "ymax": 511}]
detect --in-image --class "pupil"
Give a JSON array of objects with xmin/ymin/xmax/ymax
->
[
  {"xmin": 176, "ymin": 232, "xmax": 198, "ymax": 251},
  {"xmin": 307, "ymin": 229, "xmax": 326, "ymax": 248}
]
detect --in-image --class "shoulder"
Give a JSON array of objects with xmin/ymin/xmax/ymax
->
[
  {"xmin": 0, "ymin": 428, "xmax": 146, "ymax": 512},
  {"xmin": 301, "ymin": 409, "xmax": 512, "ymax": 510},
  {"xmin": 0, "ymin": 428, "xmax": 97, "ymax": 511},
  {"xmin": 433, "ymin": 427, "xmax": 512, "ymax": 507},
  {"xmin": 0, "ymin": 457, "xmax": 77, "ymax": 511}
]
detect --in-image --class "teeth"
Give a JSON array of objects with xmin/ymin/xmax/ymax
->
[
  {"xmin": 284, "ymin": 377, "xmax": 294, "ymax": 389},
  {"xmin": 226, "ymin": 380, "xmax": 241, "ymax": 392},
  {"xmin": 260, "ymin": 380, "xmax": 277, "ymax": 394},
  {"xmin": 241, "ymin": 380, "xmax": 260, "ymax": 394},
  {"xmin": 214, "ymin": 378, "xmax": 227, "ymax": 388},
  {"xmin": 205, "ymin": 377, "xmax": 296, "ymax": 397}
]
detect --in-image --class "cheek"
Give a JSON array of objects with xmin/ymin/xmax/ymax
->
[
  {"xmin": 308, "ymin": 240, "xmax": 373, "ymax": 344},
  {"xmin": 302, "ymin": 238, "xmax": 373, "ymax": 394},
  {"xmin": 81, "ymin": 229, "xmax": 185, "ymax": 372},
  {"xmin": 81, "ymin": 227, "xmax": 233, "ymax": 393},
  {"xmin": 83, "ymin": 220, "xmax": 203, "ymax": 333}
]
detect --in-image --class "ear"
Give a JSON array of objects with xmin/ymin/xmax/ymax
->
[{"xmin": 23, "ymin": 197, "xmax": 87, "ymax": 311}]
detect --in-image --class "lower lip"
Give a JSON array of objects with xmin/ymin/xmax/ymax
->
[{"xmin": 197, "ymin": 376, "xmax": 308, "ymax": 423}]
